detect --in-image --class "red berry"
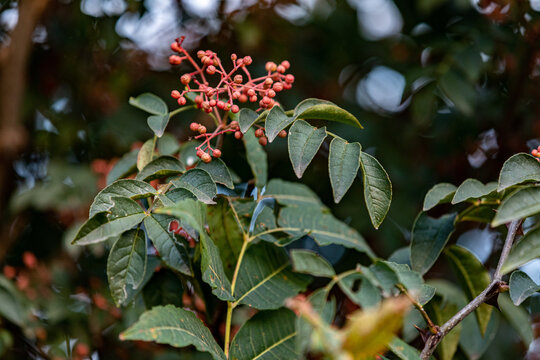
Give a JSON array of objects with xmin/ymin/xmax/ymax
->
[
  {"xmin": 265, "ymin": 62, "xmax": 277, "ymax": 72},
  {"xmin": 231, "ymin": 105, "xmax": 240, "ymax": 113},
  {"xmin": 171, "ymin": 90, "xmax": 181, "ymax": 99},
  {"xmin": 533, "ymin": 149, "xmax": 539, "ymax": 156},
  {"xmin": 267, "ymin": 89, "xmax": 276, "ymax": 98},
  {"xmin": 212, "ymin": 149, "xmax": 222, "ymax": 158},
  {"xmin": 169, "ymin": 220, "xmax": 180, "ymax": 231},
  {"xmin": 247, "ymin": 89, "xmax": 256, "ymax": 97},
  {"xmin": 278, "ymin": 129, "xmax": 287, "ymax": 138},
  {"xmin": 170, "ymin": 42, "xmax": 181, "ymax": 52},
  {"xmin": 259, "ymin": 136, "xmax": 268, "ymax": 146},
  {"xmin": 194, "ymin": 96, "xmax": 203, "ymax": 105},
  {"xmin": 196, "ymin": 149, "xmax": 204, "ymax": 158},
  {"xmin": 209, "ymin": 99, "xmax": 217, "ymax": 107},
  {"xmin": 169, "ymin": 55, "xmax": 182, "ymax": 65},
  {"xmin": 206, "ymin": 65, "xmax": 216, "ymax": 75},
  {"xmin": 264, "ymin": 78, "xmax": 273, "ymax": 86},
  {"xmin": 197, "ymin": 50, "xmax": 205, "ymax": 58},
  {"xmin": 181, "ymin": 74, "xmax": 191, "ymax": 85},
  {"xmin": 177, "ymin": 97, "xmax": 186, "ymax": 105},
  {"xmin": 273, "ymin": 82, "xmax": 284, "ymax": 92},
  {"xmin": 239, "ymin": 94, "xmax": 248, "ymax": 103},
  {"xmin": 231, "ymin": 53, "xmax": 237, "ymax": 61},
  {"xmin": 234, "ymin": 131, "xmax": 243, "ymax": 139},
  {"xmin": 229, "ymin": 120, "xmax": 239, "ymax": 128},
  {"xmin": 198, "ymin": 126, "xmax": 207, "ymax": 134},
  {"xmin": 277, "ymin": 65, "xmax": 286, "ymax": 73},
  {"xmin": 22, "ymin": 251, "xmax": 37, "ymax": 269},
  {"xmin": 217, "ymin": 101, "xmax": 225, "ymax": 109},
  {"xmin": 285, "ymin": 74, "xmax": 295, "ymax": 83},
  {"xmin": 190, "ymin": 122, "xmax": 200, "ymax": 131},
  {"xmin": 201, "ymin": 153, "xmax": 212, "ymax": 163},
  {"xmin": 234, "ymin": 74, "xmax": 243, "ymax": 84},
  {"xmin": 243, "ymin": 56, "xmax": 253, "ymax": 65},
  {"xmin": 255, "ymin": 128, "xmax": 264, "ymax": 137},
  {"xmin": 262, "ymin": 96, "xmax": 271, "ymax": 105},
  {"xmin": 250, "ymin": 95, "xmax": 258, "ymax": 102},
  {"xmin": 281, "ymin": 60, "xmax": 290, "ymax": 69}
]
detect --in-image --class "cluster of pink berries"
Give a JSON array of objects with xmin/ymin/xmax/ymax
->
[
  {"xmin": 168, "ymin": 36, "xmax": 294, "ymax": 114},
  {"xmin": 531, "ymin": 146, "xmax": 540, "ymax": 161}
]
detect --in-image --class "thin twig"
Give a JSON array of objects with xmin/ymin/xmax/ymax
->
[
  {"xmin": 396, "ymin": 284, "xmax": 438, "ymax": 335},
  {"xmin": 420, "ymin": 219, "xmax": 522, "ymax": 359}
]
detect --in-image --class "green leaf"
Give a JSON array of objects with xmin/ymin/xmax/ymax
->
[
  {"xmin": 206, "ymin": 198, "xmax": 244, "ymax": 278},
  {"xmin": 277, "ymin": 206, "xmax": 374, "ymax": 257},
  {"xmin": 148, "ymin": 114, "xmax": 170, "ymax": 137},
  {"xmin": 388, "ymin": 337, "xmax": 421, "ymax": 360},
  {"xmin": 143, "ymin": 269, "xmax": 184, "ymax": 308},
  {"xmin": 137, "ymin": 139, "xmax": 155, "ymax": 171},
  {"xmin": 0, "ymin": 276, "xmax": 30, "ymax": 326},
  {"xmin": 129, "ymin": 93, "xmax": 168, "ymax": 115},
  {"xmin": 200, "ymin": 234, "xmax": 234, "ymax": 301},
  {"xmin": 290, "ymin": 249, "xmax": 335, "ymax": 277},
  {"xmin": 430, "ymin": 299, "xmax": 461, "ymax": 360},
  {"xmin": 445, "ymin": 245, "xmax": 492, "ymax": 335},
  {"xmin": 458, "ymin": 205, "xmax": 495, "ymax": 223},
  {"xmin": 329, "ymin": 137, "xmax": 361, "ymax": 203},
  {"xmin": 73, "ymin": 197, "xmax": 145, "ymax": 245},
  {"xmin": 107, "ymin": 228, "xmax": 147, "ymax": 306},
  {"xmin": 234, "ymin": 242, "xmax": 309, "ymax": 309},
  {"xmin": 498, "ymin": 293, "xmax": 533, "ymax": 346},
  {"xmin": 498, "ymin": 153, "xmax": 540, "ymax": 192},
  {"xmin": 265, "ymin": 179, "xmax": 326, "ymax": 209},
  {"xmin": 230, "ymin": 308, "xmax": 298, "ymax": 360},
  {"xmin": 410, "ymin": 212, "xmax": 456, "ymax": 275},
  {"xmin": 451, "ymin": 179, "xmax": 497, "ymax": 204},
  {"xmin": 423, "ymin": 183, "xmax": 457, "ymax": 211},
  {"xmin": 89, "ymin": 179, "xmax": 155, "ymax": 217},
  {"xmin": 120, "ymin": 305, "xmax": 226, "ymax": 360},
  {"xmin": 509, "ymin": 270, "xmax": 540, "ymax": 305},
  {"xmin": 502, "ymin": 226, "xmax": 540, "ymax": 274},
  {"xmin": 196, "ymin": 158, "xmax": 234, "ymax": 189},
  {"xmin": 157, "ymin": 133, "xmax": 180, "ymax": 155},
  {"xmin": 155, "ymin": 199, "xmax": 206, "ymax": 234},
  {"xmin": 156, "ymin": 188, "xmax": 197, "ymax": 207},
  {"xmin": 238, "ymin": 108, "xmax": 259, "ymax": 133},
  {"xmin": 136, "ymin": 156, "xmax": 185, "ymax": 182},
  {"xmin": 172, "ymin": 169, "xmax": 217, "ymax": 204},
  {"xmin": 360, "ymin": 152, "xmax": 392, "ymax": 228},
  {"xmin": 439, "ymin": 70, "xmax": 475, "ymax": 116},
  {"xmin": 287, "ymin": 120, "xmax": 327, "ymax": 178},
  {"xmin": 265, "ymin": 106, "xmax": 294, "ymax": 142},
  {"xmin": 144, "ymin": 214, "xmax": 192, "ymax": 276},
  {"xmin": 338, "ymin": 272, "xmax": 381, "ymax": 308},
  {"xmin": 243, "ymin": 128, "xmax": 268, "ymax": 189},
  {"xmin": 294, "ymin": 98, "xmax": 363, "ymax": 129},
  {"xmin": 106, "ymin": 149, "xmax": 138, "ymax": 185},
  {"xmin": 492, "ymin": 187, "xmax": 540, "ymax": 227},
  {"xmin": 459, "ymin": 308, "xmax": 500, "ymax": 359}
]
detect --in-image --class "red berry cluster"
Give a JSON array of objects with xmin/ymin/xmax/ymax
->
[
  {"xmin": 167, "ymin": 36, "xmax": 294, "ymax": 162},
  {"xmin": 531, "ymin": 146, "xmax": 540, "ymax": 161}
]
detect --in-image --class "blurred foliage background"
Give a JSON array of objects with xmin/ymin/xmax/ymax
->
[{"xmin": 1, "ymin": 0, "xmax": 540, "ymax": 358}]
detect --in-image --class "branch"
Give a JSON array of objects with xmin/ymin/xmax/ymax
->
[{"xmin": 420, "ymin": 219, "xmax": 522, "ymax": 359}]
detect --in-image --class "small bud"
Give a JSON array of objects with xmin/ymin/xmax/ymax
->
[
  {"xmin": 255, "ymin": 128, "xmax": 264, "ymax": 137},
  {"xmin": 197, "ymin": 50, "xmax": 205, "ymax": 58},
  {"xmin": 277, "ymin": 65, "xmax": 286, "ymax": 73},
  {"xmin": 231, "ymin": 53, "xmax": 237, "ymax": 61},
  {"xmin": 212, "ymin": 149, "xmax": 222, "ymax": 158},
  {"xmin": 243, "ymin": 56, "xmax": 253, "ymax": 65},
  {"xmin": 171, "ymin": 90, "xmax": 181, "ymax": 99},
  {"xmin": 264, "ymin": 78, "xmax": 273, "ymax": 86},
  {"xmin": 206, "ymin": 65, "xmax": 216, "ymax": 75},
  {"xmin": 232, "ymin": 91, "xmax": 241, "ymax": 99},
  {"xmin": 278, "ymin": 129, "xmax": 287, "ymax": 138},
  {"xmin": 281, "ymin": 60, "xmax": 290, "ymax": 69},
  {"xmin": 234, "ymin": 74, "xmax": 243, "ymax": 84},
  {"xmin": 267, "ymin": 89, "xmax": 276, "ymax": 98},
  {"xmin": 171, "ymin": 42, "xmax": 181, "ymax": 52},
  {"xmin": 259, "ymin": 136, "xmax": 268, "ymax": 146},
  {"xmin": 234, "ymin": 131, "xmax": 243, "ymax": 139},
  {"xmin": 198, "ymin": 126, "xmax": 207, "ymax": 134},
  {"xmin": 190, "ymin": 122, "xmax": 200, "ymax": 131},
  {"xmin": 285, "ymin": 74, "xmax": 295, "ymax": 83},
  {"xmin": 247, "ymin": 89, "xmax": 256, "ymax": 97},
  {"xmin": 169, "ymin": 55, "xmax": 182, "ymax": 65},
  {"xmin": 201, "ymin": 153, "xmax": 212, "ymax": 163},
  {"xmin": 177, "ymin": 96, "xmax": 187, "ymax": 105},
  {"xmin": 265, "ymin": 61, "xmax": 277, "ymax": 72},
  {"xmin": 181, "ymin": 74, "xmax": 191, "ymax": 85}
]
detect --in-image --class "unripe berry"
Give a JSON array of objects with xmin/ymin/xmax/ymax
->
[
  {"xmin": 250, "ymin": 95, "xmax": 258, "ymax": 102},
  {"xmin": 231, "ymin": 53, "xmax": 237, "ymax": 61},
  {"xmin": 283, "ymin": 82, "xmax": 292, "ymax": 90},
  {"xmin": 194, "ymin": 96, "xmax": 203, "ymax": 105},
  {"xmin": 267, "ymin": 89, "xmax": 276, "ymax": 98},
  {"xmin": 255, "ymin": 128, "xmax": 264, "ymax": 137},
  {"xmin": 265, "ymin": 61, "xmax": 277, "ymax": 72},
  {"xmin": 239, "ymin": 94, "xmax": 248, "ymax": 103},
  {"xmin": 198, "ymin": 125, "xmax": 207, "ymax": 134},
  {"xmin": 262, "ymin": 96, "xmax": 271, "ymax": 105},
  {"xmin": 169, "ymin": 55, "xmax": 182, "ymax": 65},
  {"xmin": 232, "ymin": 91, "xmax": 241, "ymax": 99},
  {"xmin": 201, "ymin": 152, "xmax": 212, "ymax": 163},
  {"xmin": 264, "ymin": 78, "xmax": 273, "ymax": 86},
  {"xmin": 196, "ymin": 149, "xmax": 204, "ymax": 158},
  {"xmin": 231, "ymin": 105, "xmax": 240, "ymax": 113},
  {"xmin": 277, "ymin": 65, "xmax": 286, "ymax": 73},
  {"xmin": 206, "ymin": 65, "xmax": 216, "ymax": 75},
  {"xmin": 243, "ymin": 56, "xmax": 253, "ymax": 65},
  {"xmin": 247, "ymin": 89, "xmax": 256, "ymax": 97},
  {"xmin": 217, "ymin": 100, "xmax": 226, "ymax": 109},
  {"xmin": 533, "ymin": 149, "xmax": 539, "ymax": 156},
  {"xmin": 273, "ymin": 82, "xmax": 283, "ymax": 92},
  {"xmin": 234, "ymin": 131, "xmax": 243, "ymax": 139},
  {"xmin": 190, "ymin": 122, "xmax": 200, "ymax": 131},
  {"xmin": 181, "ymin": 74, "xmax": 191, "ymax": 85},
  {"xmin": 234, "ymin": 74, "xmax": 243, "ymax": 84},
  {"xmin": 285, "ymin": 74, "xmax": 295, "ymax": 83},
  {"xmin": 197, "ymin": 50, "xmax": 205, "ymax": 58},
  {"xmin": 278, "ymin": 129, "xmax": 287, "ymax": 138},
  {"xmin": 209, "ymin": 99, "xmax": 217, "ymax": 107},
  {"xmin": 212, "ymin": 149, "xmax": 222, "ymax": 158},
  {"xmin": 177, "ymin": 96, "xmax": 187, "ymax": 105},
  {"xmin": 259, "ymin": 136, "xmax": 268, "ymax": 146},
  {"xmin": 171, "ymin": 90, "xmax": 181, "ymax": 99},
  {"xmin": 171, "ymin": 42, "xmax": 181, "ymax": 52},
  {"xmin": 281, "ymin": 60, "xmax": 290, "ymax": 69}
]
